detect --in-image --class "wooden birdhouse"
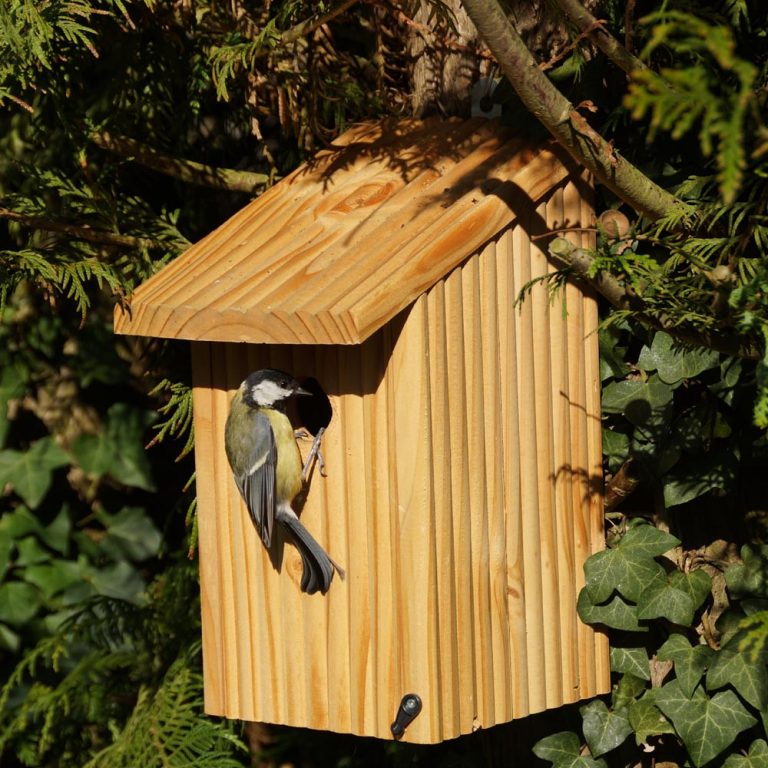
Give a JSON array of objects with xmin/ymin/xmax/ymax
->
[{"xmin": 114, "ymin": 117, "xmax": 609, "ymax": 743}]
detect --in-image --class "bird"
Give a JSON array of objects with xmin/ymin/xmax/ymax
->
[{"xmin": 224, "ymin": 368, "xmax": 344, "ymax": 594}]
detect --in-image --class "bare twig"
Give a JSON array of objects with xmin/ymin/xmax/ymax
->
[
  {"xmin": 90, "ymin": 132, "xmax": 270, "ymax": 194},
  {"xmin": 0, "ymin": 206, "xmax": 166, "ymax": 250},
  {"xmin": 551, "ymin": 0, "xmax": 647, "ymax": 75}
]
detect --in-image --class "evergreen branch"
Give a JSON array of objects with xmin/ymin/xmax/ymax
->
[
  {"xmin": 548, "ymin": 237, "xmax": 759, "ymax": 358},
  {"xmin": 551, "ymin": 0, "xmax": 648, "ymax": 75},
  {"xmin": 460, "ymin": 0, "xmax": 686, "ymax": 222},
  {"xmin": 278, "ymin": 0, "xmax": 360, "ymax": 50},
  {"xmin": 90, "ymin": 132, "xmax": 270, "ymax": 194},
  {"xmin": 0, "ymin": 206, "xmax": 165, "ymax": 249}
]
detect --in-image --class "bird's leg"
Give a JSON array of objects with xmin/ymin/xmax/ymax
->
[{"xmin": 301, "ymin": 427, "xmax": 326, "ymax": 483}]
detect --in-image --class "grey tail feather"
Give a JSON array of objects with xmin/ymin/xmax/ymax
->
[{"xmin": 277, "ymin": 513, "xmax": 345, "ymax": 595}]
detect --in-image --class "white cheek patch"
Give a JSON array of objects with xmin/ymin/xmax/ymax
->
[{"xmin": 251, "ymin": 379, "xmax": 292, "ymax": 406}]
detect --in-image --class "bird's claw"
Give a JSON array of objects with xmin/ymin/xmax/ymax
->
[{"xmin": 301, "ymin": 427, "xmax": 327, "ymax": 482}]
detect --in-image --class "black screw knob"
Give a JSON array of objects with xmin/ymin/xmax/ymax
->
[{"xmin": 390, "ymin": 693, "xmax": 422, "ymax": 739}]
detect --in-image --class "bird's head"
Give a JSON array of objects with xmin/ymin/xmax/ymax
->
[{"xmin": 241, "ymin": 368, "xmax": 309, "ymax": 409}]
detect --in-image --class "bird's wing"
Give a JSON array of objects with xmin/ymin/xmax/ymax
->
[{"xmin": 233, "ymin": 411, "xmax": 276, "ymax": 548}]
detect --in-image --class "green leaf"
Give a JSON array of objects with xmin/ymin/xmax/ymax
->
[
  {"xmin": 533, "ymin": 731, "xmax": 607, "ymax": 768},
  {"xmin": 585, "ymin": 546, "xmax": 666, "ymax": 604},
  {"xmin": 602, "ymin": 376, "xmax": 674, "ymax": 425},
  {"xmin": 23, "ymin": 559, "xmax": 83, "ymax": 600},
  {"xmin": 580, "ymin": 700, "xmax": 633, "ymax": 757},
  {"xmin": 658, "ymin": 634, "xmax": 714, "ymax": 698},
  {"xmin": 655, "ymin": 680, "xmax": 757, "ymax": 767},
  {"xmin": 620, "ymin": 523, "xmax": 681, "ymax": 558},
  {"xmin": 0, "ymin": 581, "xmax": 42, "ymax": 625},
  {"xmin": 602, "ymin": 429, "xmax": 630, "ymax": 473},
  {"xmin": 87, "ymin": 561, "xmax": 146, "ymax": 602},
  {"xmin": 663, "ymin": 452, "xmax": 737, "ymax": 508},
  {"xmin": 38, "ymin": 507, "xmax": 72, "ymax": 555},
  {"xmin": 0, "ymin": 621, "xmax": 20, "ymax": 652},
  {"xmin": 16, "ymin": 535, "xmax": 50, "ymax": 566},
  {"xmin": 577, "ymin": 588, "xmax": 647, "ymax": 632},
  {"xmin": 723, "ymin": 740, "xmax": 768, "ymax": 768},
  {"xmin": 0, "ymin": 437, "xmax": 69, "ymax": 508},
  {"xmin": 583, "ymin": 524, "xmax": 677, "ymax": 604},
  {"xmin": 611, "ymin": 647, "xmax": 650, "ymax": 680},
  {"xmin": 636, "ymin": 332, "xmax": 719, "ymax": 384},
  {"xmin": 707, "ymin": 646, "xmax": 768, "ymax": 710},
  {"xmin": 727, "ymin": 546, "xmax": 768, "ymax": 599},
  {"xmin": 100, "ymin": 507, "xmax": 162, "ymax": 561},
  {"xmin": 0, "ymin": 506, "xmax": 41, "ymax": 538},
  {"xmin": 70, "ymin": 402, "xmax": 156, "ymax": 491},
  {"xmin": 669, "ymin": 569, "xmax": 712, "ymax": 612},
  {"xmin": 637, "ymin": 580, "xmax": 695, "ymax": 626},
  {"xmin": 628, "ymin": 693, "xmax": 676, "ymax": 743},
  {"xmin": 613, "ymin": 673, "xmax": 648, "ymax": 710}
]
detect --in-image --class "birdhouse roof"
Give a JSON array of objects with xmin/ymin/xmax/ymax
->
[{"xmin": 114, "ymin": 117, "xmax": 581, "ymax": 345}]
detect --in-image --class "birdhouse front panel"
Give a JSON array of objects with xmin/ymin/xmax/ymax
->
[
  {"xmin": 190, "ymin": 177, "xmax": 608, "ymax": 743},
  {"xmin": 114, "ymin": 118, "xmax": 610, "ymax": 743}
]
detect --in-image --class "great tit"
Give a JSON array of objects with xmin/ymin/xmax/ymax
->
[{"xmin": 224, "ymin": 368, "xmax": 344, "ymax": 594}]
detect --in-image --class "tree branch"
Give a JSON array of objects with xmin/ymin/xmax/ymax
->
[
  {"xmin": 90, "ymin": 132, "xmax": 270, "ymax": 194},
  {"xmin": 551, "ymin": 0, "xmax": 647, "ymax": 75},
  {"xmin": 548, "ymin": 238, "xmax": 759, "ymax": 359},
  {"xmin": 460, "ymin": 0, "xmax": 684, "ymax": 221},
  {"xmin": 0, "ymin": 207, "xmax": 167, "ymax": 250}
]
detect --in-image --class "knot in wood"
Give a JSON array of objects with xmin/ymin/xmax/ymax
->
[{"xmin": 331, "ymin": 182, "xmax": 396, "ymax": 213}]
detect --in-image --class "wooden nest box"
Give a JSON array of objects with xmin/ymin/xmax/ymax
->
[{"xmin": 114, "ymin": 118, "xmax": 609, "ymax": 743}]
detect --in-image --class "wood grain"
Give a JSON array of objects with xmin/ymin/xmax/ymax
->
[
  {"xmin": 114, "ymin": 120, "xmax": 580, "ymax": 345},
  {"xmin": 191, "ymin": 176, "xmax": 608, "ymax": 743}
]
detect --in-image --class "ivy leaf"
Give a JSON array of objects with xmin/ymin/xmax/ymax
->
[
  {"xmin": 621, "ymin": 523, "xmax": 681, "ymax": 557},
  {"xmin": 727, "ymin": 545, "xmax": 768, "ymax": 599},
  {"xmin": 602, "ymin": 429, "xmax": 630, "ymax": 472},
  {"xmin": 611, "ymin": 647, "xmax": 651, "ymax": 680},
  {"xmin": 723, "ymin": 740, "xmax": 768, "ymax": 768},
  {"xmin": 584, "ymin": 524, "xmax": 678, "ymax": 604},
  {"xmin": 0, "ymin": 437, "xmax": 69, "ymax": 508},
  {"xmin": 578, "ymin": 588, "xmax": 647, "ymax": 632},
  {"xmin": 613, "ymin": 673, "xmax": 648, "ymax": 710},
  {"xmin": 663, "ymin": 452, "xmax": 737, "ymax": 508},
  {"xmin": 629, "ymin": 693, "xmax": 676, "ymax": 744},
  {"xmin": 0, "ymin": 581, "xmax": 42, "ymax": 625},
  {"xmin": 580, "ymin": 700, "xmax": 633, "ymax": 757},
  {"xmin": 602, "ymin": 376, "xmax": 674, "ymax": 425},
  {"xmin": 24, "ymin": 560, "xmax": 83, "ymax": 600},
  {"xmin": 585, "ymin": 546, "xmax": 666, "ymax": 603},
  {"xmin": 637, "ymin": 580, "xmax": 695, "ymax": 626},
  {"xmin": 533, "ymin": 731, "xmax": 607, "ymax": 768},
  {"xmin": 669, "ymin": 569, "xmax": 712, "ymax": 612},
  {"xmin": 71, "ymin": 403, "xmax": 156, "ymax": 491},
  {"xmin": 655, "ymin": 680, "xmax": 757, "ymax": 767},
  {"xmin": 707, "ymin": 646, "xmax": 768, "ymax": 710},
  {"xmin": 99, "ymin": 507, "xmax": 162, "ymax": 561},
  {"xmin": 16, "ymin": 536, "xmax": 50, "ymax": 566},
  {"xmin": 658, "ymin": 634, "xmax": 714, "ymax": 698},
  {"xmin": 636, "ymin": 332, "xmax": 719, "ymax": 384}
]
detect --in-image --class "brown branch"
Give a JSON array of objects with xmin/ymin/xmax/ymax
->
[
  {"xmin": 460, "ymin": 0, "xmax": 683, "ymax": 221},
  {"xmin": 547, "ymin": 238, "xmax": 759, "ymax": 359},
  {"xmin": 90, "ymin": 132, "xmax": 270, "ymax": 194},
  {"xmin": 605, "ymin": 458, "xmax": 642, "ymax": 512},
  {"xmin": 0, "ymin": 207, "xmax": 166, "ymax": 250},
  {"xmin": 551, "ymin": 0, "xmax": 647, "ymax": 75}
]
